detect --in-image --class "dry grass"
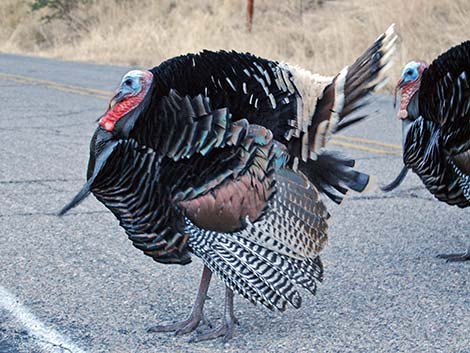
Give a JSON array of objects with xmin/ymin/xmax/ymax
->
[{"xmin": 1, "ymin": 0, "xmax": 470, "ymax": 85}]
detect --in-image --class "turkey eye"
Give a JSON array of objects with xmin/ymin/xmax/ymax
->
[
  {"xmin": 406, "ymin": 70, "xmax": 412, "ymax": 76},
  {"xmin": 124, "ymin": 79, "xmax": 133, "ymax": 86}
]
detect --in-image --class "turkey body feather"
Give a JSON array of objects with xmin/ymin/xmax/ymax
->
[{"xmin": 59, "ymin": 25, "xmax": 397, "ymax": 340}]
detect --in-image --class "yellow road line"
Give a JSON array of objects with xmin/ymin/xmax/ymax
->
[
  {"xmin": 0, "ymin": 71, "xmax": 403, "ymax": 157},
  {"xmin": 335, "ymin": 134, "xmax": 402, "ymax": 150},
  {"xmin": 330, "ymin": 140, "xmax": 402, "ymax": 156},
  {"xmin": 0, "ymin": 72, "xmax": 111, "ymax": 100}
]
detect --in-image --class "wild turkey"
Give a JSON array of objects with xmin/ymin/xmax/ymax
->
[
  {"xmin": 59, "ymin": 25, "xmax": 396, "ymax": 341},
  {"xmin": 385, "ymin": 41, "xmax": 470, "ymax": 262}
]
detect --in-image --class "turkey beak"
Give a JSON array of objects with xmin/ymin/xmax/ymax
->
[
  {"xmin": 109, "ymin": 89, "xmax": 126, "ymax": 110},
  {"xmin": 96, "ymin": 90, "xmax": 126, "ymax": 122}
]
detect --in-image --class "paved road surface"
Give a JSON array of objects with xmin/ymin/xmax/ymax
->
[{"xmin": 0, "ymin": 53, "xmax": 468, "ymax": 353}]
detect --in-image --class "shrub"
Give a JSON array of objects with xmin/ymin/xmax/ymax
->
[{"xmin": 30, "ymin": 0, "xmax": 91, "ymax": 31}]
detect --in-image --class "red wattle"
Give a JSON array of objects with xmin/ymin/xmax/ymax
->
[
  {"xmin": 398, "ymin": 83, "xmax": 419, "ymax": 119},
  {"xmin": 99, "ymin": 93, "xmax": 144, "ymax": 131}
]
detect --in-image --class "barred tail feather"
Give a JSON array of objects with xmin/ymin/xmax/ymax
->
[
  {"xmin": 188, "ymin": 227, "xmax": 323, "ymax": 311},
  {"xmin": 231, "ymin": 235, "xmax": 323, "ymax": 295},
  {"xmin": 217, "ymin": 238, "xmax": 301, "ymax": 310},
  {"xmin": 264, "ymin": 169, "xmax": 329, "ymax": 255},
  {"xmin": 276, "ymin": 169, "xmax": 330, "ymax": 224},
  {"xmin": 192, "ymin": 235, "xmax": 296, "ymax": 311},
  {"xmin": 201, "ymin": 248, "xmax": 270, "ymax": 308},
  {"xmin": 289, "ymin": 256, "xmax": 323, "ymax": 295}
]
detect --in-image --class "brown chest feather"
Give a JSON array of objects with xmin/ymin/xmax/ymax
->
[{"xmin": 179, "ymin": 174, "xmax": 270, "ymax": 232}]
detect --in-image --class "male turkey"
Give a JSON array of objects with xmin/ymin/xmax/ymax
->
[
  {"xmin": 384, "ymin": 41, "xmax": 470, "ymax": 262},
  {"xmin": 60, "ymin": 25, "xmax": 396, "ymax": 341}
]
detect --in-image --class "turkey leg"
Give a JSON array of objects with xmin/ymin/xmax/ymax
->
[
  {"xmin": 189, "ymin": 286, "xmax": 238, "ymax": 343},
  {"xmin": 147, "ymin": 265, "xmax": 212, "ymax": 335}
]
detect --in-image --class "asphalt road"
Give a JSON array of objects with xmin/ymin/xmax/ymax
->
[{"xmin": 0, "ymin": 53, "xmax": 468, "ymax": 353}]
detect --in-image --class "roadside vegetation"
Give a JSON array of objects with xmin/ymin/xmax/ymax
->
[{"xmin": 1, "ymin": 0, "xmax": 469, "ymax": 85}]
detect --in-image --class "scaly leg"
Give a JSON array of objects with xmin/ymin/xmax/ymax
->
[
  {"xmin": 190, "ymin": 286, "xmax": 238, "ymax": 343},
  {"xmin": 147, "ymin": 265, "xmax": 212, "ymax": 335},
  {"xmin": 437, "ymin": 248, "xmax": 470, "ymax": 262}
]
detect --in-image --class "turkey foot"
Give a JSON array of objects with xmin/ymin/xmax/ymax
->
[
  {"xmin": 147, "ymin": 312, "xmax": 211, "ymax": 335},
  {"xmin": 148, "ymin": 265, "xmax": 212, "ymax": 335},
  {"xmin": 190, "ymin": 286, "xmax": 237, "ymax": 343},
  {"xmin": 437, "ymin": 249, "xmax": 470, "ymax": 262}
]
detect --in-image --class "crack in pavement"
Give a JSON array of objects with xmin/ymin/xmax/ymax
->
[
  {"xmin": 0, "ymin": 178, "xmax": 81, "ymax": 185},
  {"xmin": 349, "ymin": 193, "xmax": 435, "ymax": 202},
  {"xmin": 0, "ymin": 210, "xmax": 107, "ymax": 218},
  {"xmin": 1, "ymin": 122, "xmax": 95, "ymax": 132}
]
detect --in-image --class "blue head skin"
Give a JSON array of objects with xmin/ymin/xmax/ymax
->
[
  {"xmin": 394, "ymin": 60, "xmax": 428, "ymax": 147},
  {"xmin": 400, "ymin": 61, "xmax": 421, "ymax": 85},
  {"xmin": 99, "ymin": 70, "xmax": 153, "ymax": 132},
  {"xmin": 394, "ymin": 60, "xmax": 428, "ymax": 119},
  {"xmin": 112, "ymin": 70, "xmax": 145, "ymax": 104}
]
